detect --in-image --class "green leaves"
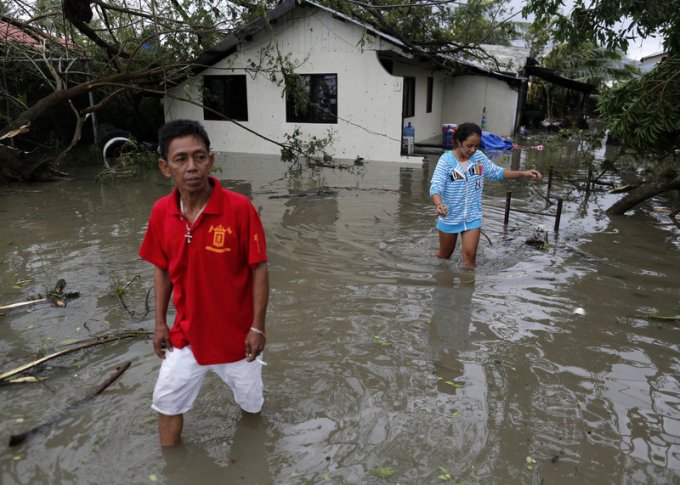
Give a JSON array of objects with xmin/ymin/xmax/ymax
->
[
  {"xmin": 597, "ymin": 54, "xmax": 680, "ymax": 155},
  {"xmin": 524, "ymin": 0, "xmax": 679, "ymax": 53},
  {"xmin": 371, "ymin": 466, "xmax": 395, "ymax": 478}
]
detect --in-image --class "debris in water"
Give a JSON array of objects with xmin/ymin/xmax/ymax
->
[
  {"xmin": 373, "ymin": 336, "xmax": 390, "ymax": 347},
  {"xmin": 371, "ymin": 466, "xmax": 395, "ymax": 478}
]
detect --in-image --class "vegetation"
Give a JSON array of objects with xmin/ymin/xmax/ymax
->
[
  {"xmin": 524, "ymin": 0, "xmax": 680, "ymax": 215},
  {"xmin": 1, "ymin": 0, "xmax": 525, "ymax": 182},
  {"xmin": 0, "ymin": 0, "xmax": 299, "ymax": 181},
  {"xmin": 324, "ymin": 0, "xmax": 521, "ymax": 67},
  {"xmin": 3, "ymin": 0, "xmax": 677, "ymax": 216},
  {"xmin": 527, "ymin": 42, "xmax": 639, "ymax": 125}
]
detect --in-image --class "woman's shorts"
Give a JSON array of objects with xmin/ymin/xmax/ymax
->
[
  {"xmin": 436, "ymin": 218, "xmax": 482, "ymax": 234},
  {"xmin": 151, "ymin": 346, "xmax": 264, "ymax": 415}
]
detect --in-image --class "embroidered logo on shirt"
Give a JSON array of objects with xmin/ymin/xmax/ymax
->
[
  {"xmin": 205, "ymin": 224, "xmax": 232, "ymax": 253},
  {"xmin": 469, "ymin": 165, "xmax": 483, "ymax": 176},
  {"xmin": 450, "ymin": 170, "xmax": 464, "ymax": 181}
]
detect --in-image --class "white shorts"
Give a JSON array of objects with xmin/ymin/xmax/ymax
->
[{"xmin": 151, "ymin": 346, "xmax": 264, "ymax": 415}]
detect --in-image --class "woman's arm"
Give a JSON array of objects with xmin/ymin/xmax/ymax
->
[
  {"xmin": 504, "ymin": 169, "xmax": 542, "ymax": 180},
  {"xmin": 430, "ymin": 154, "xmax": 450, "ymax": 215}
]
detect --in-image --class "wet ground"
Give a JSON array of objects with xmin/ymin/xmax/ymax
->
[{"xmin": 1, "ymin": 142, "xmax": 680, "ymax": 484}]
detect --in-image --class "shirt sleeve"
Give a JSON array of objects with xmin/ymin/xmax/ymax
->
[
  {"xmin": 139, "ymin": 203, "xmax": 169, "ymax": 270},
  {"xmin": 478, "ymin": 151, "xmax": 505, "ymax": 181},
  {"xmin": 245, "ymin": 202, "xmax": 268, "ymax": 266},
  {"xmin": 429, "ymin": 153, "xmax": 450, "ymax": 197}
]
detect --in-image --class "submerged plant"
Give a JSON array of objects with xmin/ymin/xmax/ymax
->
[
  {"xmin": 280, "ymin": 127, "xmax": 334, "ymax": 166},
  {"xmin": 526, "ymin": 225, "xmax": 552, "ymax": 250},
  {"xmin": 371, "ymin": 466, "xmax": 395, "ymax": 478},
  {"xmin": 96, "ymin": 142, "xmax": 158, "ymax": 183}
]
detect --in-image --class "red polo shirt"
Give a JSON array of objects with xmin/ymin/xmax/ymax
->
[{"xmin": 139, "ymin": 178, "xmax": 268, "ymax": 365}]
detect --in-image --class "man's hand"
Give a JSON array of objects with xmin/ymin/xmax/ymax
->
[
  {"xmin": 245, "ymin": 329, "xmax": 266, "ymax": 362},
  {"xmin": 154, "ymin": 323, "xmax": 173, "ymax": 359}
]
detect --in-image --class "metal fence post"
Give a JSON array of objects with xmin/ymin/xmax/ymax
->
[
  {"xmin": 546, "ymin": 166, "xmax": 553, "ymax": 200},
  {"xmin": 504, "ymin": 191, "xmax": 512, "ymax": 225},
  {"xmin": 554, "ymin": 198, "xmax": 563, "ymax": 232}
]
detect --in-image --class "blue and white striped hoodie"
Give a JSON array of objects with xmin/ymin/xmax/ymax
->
[{"xmin": 429, "ymin": 150, "xmax": 505, "ymax": 226}]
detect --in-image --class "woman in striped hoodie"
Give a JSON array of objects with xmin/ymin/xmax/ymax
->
[{"xmin": 430, "ymin": 122, "xmax": 542, "ymax": 267}]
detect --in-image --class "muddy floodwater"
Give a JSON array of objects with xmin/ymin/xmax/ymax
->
[{"xmin": 1, "ymin": 144, "xmax": 680, "ymax": 484}]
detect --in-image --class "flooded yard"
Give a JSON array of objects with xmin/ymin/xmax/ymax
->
[{"xmin": 1, "ymin": 143, "xmax": 680, "ymax": 484}]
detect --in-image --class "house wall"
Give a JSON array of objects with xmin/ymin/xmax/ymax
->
[
  {"xmin": 164, "ymin": 7, "xmax": 410, "ymax": 162},
  {"xmin": 441, "ymin": 75, "xmax": 518, "ymax": 137},
  {"xmin": 391, "ymin": 62, "xmax": 447, "ymax": 145}
]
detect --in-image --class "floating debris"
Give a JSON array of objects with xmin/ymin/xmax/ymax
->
[
  {"xmin": 371, "ymin": 466, "xmax": 395, "ymax": 478},
  {"xmin": 372, "ymin": 336, "xmax": 391, "ymax": 347}
]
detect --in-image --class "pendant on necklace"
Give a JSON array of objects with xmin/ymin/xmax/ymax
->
[{"xmin": 184, "ymin": 222, "xmax": 193, "ymax": 244}]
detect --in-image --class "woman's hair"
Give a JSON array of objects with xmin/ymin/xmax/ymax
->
[
  {"xmin": 453, "ymin": 122, "xmax": 482, "ymax": 146},
  {"xmin": 158, "ymin": 119, "xmax": 211, "ymax": 159}
]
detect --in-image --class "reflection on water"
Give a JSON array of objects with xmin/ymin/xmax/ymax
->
[
  {"xmin": 1, "ymin": 148, "xmax": 680, "ymax": 483},
  {"xmin": 429, "ymin": 270, "xmax": 476, "ymax": 353},
  {"xmin": 162, "ymin": 413, "xmax": 272, "ymax": 485}
]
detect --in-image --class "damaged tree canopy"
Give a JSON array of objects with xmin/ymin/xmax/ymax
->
[
  {"xmin": 524, "ymin": 0, "xmax": 680, "ymax": 215},
  {"xmin": 0, "ymin": 0, "xmax": 251, "ymax": 182},
  {"xmin": 1, "ymin": 0, "xmax": 527, "ymax": 182}
]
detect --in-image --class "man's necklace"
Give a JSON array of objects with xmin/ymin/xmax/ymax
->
[{"xmin": 180, "ymin": 198, "xmax": 209, "ymax": 244}]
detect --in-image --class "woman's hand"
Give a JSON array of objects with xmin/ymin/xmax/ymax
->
[
  {"xmin": 436, "ymin": 203, "xmax": 448, "ymax": 216},
  {"xmin": 524, "ymin": 169, "xmax": 542, "ymax": 180}
]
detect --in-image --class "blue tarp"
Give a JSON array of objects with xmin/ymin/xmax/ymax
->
[{"xmin": 480, "ymin": 131, "xmax": 513, "ymax": 150}]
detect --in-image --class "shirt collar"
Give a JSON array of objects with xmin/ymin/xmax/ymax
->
[{"xmin": 169, "ymin": 177, "xmax": 223, "ymax": 216}]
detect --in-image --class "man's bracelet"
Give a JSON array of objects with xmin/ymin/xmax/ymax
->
[{"xmin": 249, "ymin": 326, "xmax": 265, "ymax": 336}]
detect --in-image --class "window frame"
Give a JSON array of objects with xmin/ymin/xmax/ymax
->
[
  {"xmin": 202, "ymin": 74, "xmax": 249, "ymax": 122},
  {"xmin": 402, "ymin": 76, "xmax": 415, "ymax": 118},
  {"xmin": 286, "ymin": 73, "xmax": 338, "ymax": 124}
]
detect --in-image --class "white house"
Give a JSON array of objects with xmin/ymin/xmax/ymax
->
[
  {"xmin": 639, "ymin": 51, "xmax": 669, "ymax": 74},
  {"xmin": 163, "ymin": 0, "xmax": 525, "ymax": 163}
]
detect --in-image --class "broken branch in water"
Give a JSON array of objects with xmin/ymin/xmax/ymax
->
[
  {"xmin": 1, "ymin": 279, "xmax": 79, "ymax": 312},
  {"xmin": 0, "ymin": 298, "xmax": 47, "ymax": 311},
  {"xmin": 0, "ymin": 330, "xmax": 150, "ymax": 382},
  {"xmin": 5, "ymin": 376, "xmax": 43, "ymax": 384},
  {"xmin": 480, "ymin": 230, "xmax": 493, "ymax": 246},
  {"xmin": 637, "ymin": 313, "xmax": 680, "ymax": 321},
  {"xmin": 8, "ymin": 361, "xmax": 131, "ymax": 447}
]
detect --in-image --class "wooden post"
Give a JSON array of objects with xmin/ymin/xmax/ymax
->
[
  {"xmin": 554, "ymin": 198, "xmax": 563, "ymax": 232},
  {"xmin": 546, "ymin": 166, "xmax": 553, "ymax": 200},
  {"xmin": 504, "ymin": 191, "xmax": 512, "ymax": 225}
]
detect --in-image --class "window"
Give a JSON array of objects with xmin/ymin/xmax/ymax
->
[
  {"xmin": 286, "ymin": 74, "xmax": 337, "ymax": 124},
  {"xmin": 426, "ymin": 76, "xmax": 433, "ymax": 113},
  {"xmin": 203, "ymin": 75, "xmax": 248, "ymax": 121},
  {"xmin": 402, "ymin": 76, "xmax": 415, "ymax": 118}
]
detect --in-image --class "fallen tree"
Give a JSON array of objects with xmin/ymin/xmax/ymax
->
[
  {"xmin": 606, "ymin": 168, "xmax": 680, "ymax": 215},
  {"xmin": 525, "ymin": 0, "xmax": 679, "ymax": 216}
]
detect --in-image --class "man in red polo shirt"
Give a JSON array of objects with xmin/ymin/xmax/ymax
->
[{"xmin": 139, "ymin": 119, "xmax": 269, "ymax": 446}]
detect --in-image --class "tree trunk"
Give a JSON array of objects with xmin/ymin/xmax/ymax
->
[
  {"xmin": 0, "ymin": 67, "xmax": 168, "ymax": 182},
  {"xmin": 606, "ymin": 169, "xmax": 680, "ymax": 215}
]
